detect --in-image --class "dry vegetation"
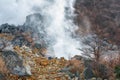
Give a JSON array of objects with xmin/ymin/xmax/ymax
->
[{"xmin": 0, "ymin": 44, "xmax": 69, "ymax": 80}]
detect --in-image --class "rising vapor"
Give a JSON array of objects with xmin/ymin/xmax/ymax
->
[{"xmin": 0, "ymin": 0, "xmax": 82, "ymax": 59}]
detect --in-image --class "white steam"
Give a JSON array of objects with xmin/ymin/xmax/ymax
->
[
  {"xmin": 39, "ymin": 0, "xmax": 82, "ymax": 59},
  {"xmin": 0, "ymin": 0, "xmax": 82, "ymax": 59}
]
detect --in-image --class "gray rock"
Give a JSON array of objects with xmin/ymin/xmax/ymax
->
[
  {"xmin": 23, "ymin": 13, "xmax": 45, "ymax": 37},
  {"xmin": 23, "ymin": 13, "xmax": 53, "ymax": 46},
  {"xmin": 1, "ymin": 51, "xmax": 31, "ymax": 76},
  {"xmin": 72, "ymin": 55, "xmax": 83, "ymax": 60},
  {"xmin": 83, "ymin": 67, "xmax": 94, "ymax": 79},
  {"xmin": 0, "ymin": 23, "xmax": 18, "ymax": 35},
  {"xmin": 33, "ymin": 43, "xmax": 42, "ymax": 49},
  {"xmin": 12, "ymin": 35, "xmax": 30, "ymax": 47}
]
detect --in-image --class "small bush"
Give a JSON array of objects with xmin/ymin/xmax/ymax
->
[{"xmin": 115, "ymin": 66, "xmax": 120, "ymax": 79}]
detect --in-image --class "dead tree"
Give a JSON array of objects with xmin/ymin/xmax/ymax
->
[{"xmin": 80, "ymin": 35, "xmax": 111, "ymax": 79}]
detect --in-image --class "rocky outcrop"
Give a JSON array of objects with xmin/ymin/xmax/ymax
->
[
  {"xmin": 0, "ymin": 13, "xmax": 48, "ymax": 47},
  {"xmin": 23, "ymin": 13, "xmax": 47, "ymax": 43},
  {"xmin": 0, "ymin": 73, "xmax": 6, "ymax": 80},
  {"xmin": 0, "ymin": 23, "xmax": 19, "ymax": 35},
  {"xmin": 24, "ymin": 13, "xmax": 44, "ymax": 31}
]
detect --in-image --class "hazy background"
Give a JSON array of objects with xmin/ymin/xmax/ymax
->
[{"xmin": 0, "ymin": 0, "xmax": 48, "ymax": 25}]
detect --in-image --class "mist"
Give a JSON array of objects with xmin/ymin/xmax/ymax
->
[{"xmin": 0, "ymin": 0, "xmax": 44, "ymax": 25}]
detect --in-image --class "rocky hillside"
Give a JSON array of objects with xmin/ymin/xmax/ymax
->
[
  {"xmin": 0, "ymin": 0, "xmax": 120, "ymax": 80},
  {"xmin": 74, "ymin": 0, "xmax": 120, "ymax": 46},
  {"xmin": 0, "ymin": 14, "xmax": 85, "ymax": 80},
  {"xmin": 0, "ymin": 45, "xmax": 68, "ymax": 80}
]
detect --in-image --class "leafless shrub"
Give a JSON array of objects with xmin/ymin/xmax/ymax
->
[
  {"xmin": 80, "ymin": 35, "xmax": 119, "ymax": 79},
  {"xmin": 100, "ymin": 53, "xmax": 120, "ymax": 80}
]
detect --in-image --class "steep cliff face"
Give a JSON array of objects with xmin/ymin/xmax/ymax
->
[{"xmin": 74, "ymin": 0, "xmax": 120, "ymax": 46}]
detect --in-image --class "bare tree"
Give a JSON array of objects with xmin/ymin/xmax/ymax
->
[
  {"xmin": 80, "ymin": 34, "xmax": 120, "ymax": 79},
  {"xmin": 79, "ymin": 34, "xmax": 112, "ymax": 79}
]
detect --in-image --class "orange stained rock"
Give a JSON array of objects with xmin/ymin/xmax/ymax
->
[
  {"xmin": 40, "ymin": 48, "xmax": 47, "ymax": 54},
  {"xmin": 13, "ymin": 46, "xmax": 21, "ymax": 53},
  {"xmin": 50, "ymin": 71, "xmax": 56, "ymax": 74},
  {"xmin": 32, "ymin": 48, "xmax": 39, "ymax": 54},
  {"xmin": 60, "ymin": 57, "xmax": 65, "ymax": 61},
  {"xmin": 0, "ymin": 56, "xmax": 8, "ymax": 74},
  {"xmin": 34, "ymin": 57, "xmax": 49, "ymax": 66},
  {"xmin": 32, "ymin": 48, "xmax": 47, "ymax": 56},
  {"xmin": 65, "ymin": 76, "xmax": 69, "ymax": 80},
  {"xmin": 45, "ymin": 76, "xmax": 49, "ymax": 79},
  {"xmin": 0, "ymin": 33, "xmax": 14, "ymax": 40},
  {"xmin": 55, "ymin": 77, "xmax": 61, "ymax": 80},
  {"xmin": 40, "ymin": 60, "xmax": 49, "ymax": 66},
  {"xmin": 25, "ymin": 76, "xmax": 36, "ymax": 80}
]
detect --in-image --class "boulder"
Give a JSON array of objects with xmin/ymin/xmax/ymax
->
[
  {"xmin": 24, "ymin": 13, "xmax": 44, "ymax": 28},
  {"xmin": 23, "ymin": 13, "xmax": 45, "ymax": 38},
  {"xmin": 72, "ymin": 55, "xmax": 83, "ymax": 60},
  {"xmin": 83, "ymin": 67, "xmax": 94, "ymax": 79},
  {"xmin": 33, "ymin": 43, "xmax": 42, "ymax": 49},
  {"xmin": 0, "ymin": 51, "xmax": 31, "ymax": 76},
  {"xmin": 23, "ymin": 13, "xmax": 49, "ymax": 45}
]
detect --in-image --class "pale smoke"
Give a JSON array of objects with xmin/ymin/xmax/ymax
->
[
  {"xmin": 0, "ymin": 0, "xmax": 82, "ymax": 59},
  {"xmin": 42, "ymin": 0, "xmax": 82, "ymax": 59}
]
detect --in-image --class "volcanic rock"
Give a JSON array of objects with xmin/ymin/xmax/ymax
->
[
  {"xmin": 12, "ymin": 35, "xmax": 30, "ymax": 47},
  {"xmin": 0, "ymin": 51, "xmax": 31, "ymax": 76},
  {"xmin": 0, "ymin": 23, "xmax": 18, "ymax": 35}
]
